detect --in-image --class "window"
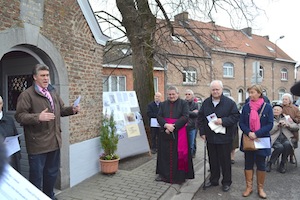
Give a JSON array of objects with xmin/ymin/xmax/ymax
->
[
  {"xmin": 266, "ymin": 46, "xmax": 275, "ymax": 52},
  {"xmin": 154, "ymin": 77, "xmax": 158, "ymax": 93},
  {"xmin": 171, "ymin": 34, "xmax": 185, "ymax": 42},
  {"xmin": 262, "ymin": 90, "xmax": 267, "ymax": 97},
  {"xmin": 223, "ymin": 62, "xmax": 234, "ymax": 77},
  {"xmin": 223, "ymin": 89, "xmax": 231, "ymax": 97},
  {"xmin": 103, "ymin": 76, "xmax": 126, "ymax": 92},
  {"xmin": 183, "ymin": 68, "xmax": 197, "ymax": 84},
  {"xmin": 211, "ymin": 34, "xmax": 221, "ymax": 42},
  {"xmin": 278, "ymin": 89, "xmax": 285, "ymax": 100},
  {"xmin": 281, "ymin": 68, "xmax": 288, "ymax": 80},
  {"xmin": 259, "ymin": 66, "xmax": 264, "ymax": 78}
]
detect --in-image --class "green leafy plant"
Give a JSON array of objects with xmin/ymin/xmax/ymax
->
[{"xmin": 100, "ymin": 110, "xmax": 119, "ymax": 160}]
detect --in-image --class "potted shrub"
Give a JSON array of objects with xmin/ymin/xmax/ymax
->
[{"xmin": 99, "ymin": 110, "xmax": 120, "ymax": 174}]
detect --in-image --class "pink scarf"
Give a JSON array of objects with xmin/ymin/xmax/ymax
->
[{"xmin": 249, "ymin": 98, "xmax": 264, "ymax": 132}]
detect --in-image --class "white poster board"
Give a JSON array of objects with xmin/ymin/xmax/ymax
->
[{"xmin": 103, "ymin": 91, "xmax": 150, "ymax": 159}]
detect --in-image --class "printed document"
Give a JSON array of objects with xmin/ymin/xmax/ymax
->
[
  {"xmin": 3, "ymin": 134, "xmax": 22, "ymax": 157},
  {"xmin": 254, "ymin": 138, "xmax": 271, "ymax": 149},
  {"xmin": 208, "ymin": 121, "xmax": 226, "ymax": 134},
  {"xmin": 150, "ymin": 118, "xmax": 160, "ymax": 127},
  {"xmin": 206, "ymin": 113, "xmax": 217, "ymax": 122},
  {"xmin": 73, "ymin": 95, "xmax": 81, "ymax": 107}
]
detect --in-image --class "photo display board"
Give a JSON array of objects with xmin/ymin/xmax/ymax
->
[{"xmin": 103, "ymin": 91, "xmax": 150, "ymax": 159}]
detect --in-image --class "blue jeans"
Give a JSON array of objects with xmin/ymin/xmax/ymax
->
[
  {"xmin": 244, "ymin": 152, "xmax": 266, "ymax": 171},
  {"xmin": 188, "ymin": 129, "xmax": 197, "ymax": 155},
  {"xmin": 28, "ymin": 149, "xmax": 60, "ymax": 199}
]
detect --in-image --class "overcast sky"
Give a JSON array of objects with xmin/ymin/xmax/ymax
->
[
  {"xmin": 90, "ymin": 0, "xmax": 299, "ymax": 65},
  {"xmin": 256, "ymin": 0, "xmax": 299, "ymax": 65}
]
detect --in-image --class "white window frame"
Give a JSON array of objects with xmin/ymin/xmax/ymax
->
[
  {"xmin": 103, "ymin": 76, "xmax": 126, "ymax": 92},
  {"xmin": 281, "ymin": 68, "xmax": 288, "ymax": 81},
  {"xmin": 259, "ymin": 66, "xmax": 264, "ymax": 78},
  {"xmin": 223, "ymin": 62, "xmax": 234, "ymax": 78},
  {"xmin": 278, "ymin": 89, "xmax": 285, "ymax": 100},
  {"xmin": 223, "ymin": 89, "xmax": 231, "ymax": 97},
  {"xmin": 154, "ymin": 77, "xmax": 158, "ymax": 93},
  {"xmin": 183, "ymin": 69, "xmax": 197, "ymax": 84}
]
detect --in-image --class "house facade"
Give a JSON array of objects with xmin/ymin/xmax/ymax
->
[
  {"xmin": 102, "ymin": 42, "xmax": 165, "ymax": 98},
  {"xmin": 103, "ymin": 12, "xmax": 296, "ymax": 105},
  {"xmin": 0, "ymin": 0, "xmax": 108, "ymax": 189},
  {"xmin": 161, "ymin": 12, "xmax": 296, "ymax": 103}
]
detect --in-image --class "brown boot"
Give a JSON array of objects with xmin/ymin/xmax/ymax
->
[
  {"xmin": 257, "ymin": 170, "xmax": 267, "ymax": 199},
  {"xmin": 242, "ymin": 170, "xmax": 253, "ymax": 197}
]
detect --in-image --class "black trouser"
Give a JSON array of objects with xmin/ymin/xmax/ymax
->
[
  {"xmin": 270, "ymin": 137, "xmax": 292, "ymax": 164},
  {"xmin": 151, "ymin": 127, "xmax": 159, "ymax": 150},
  {"xmin": 207, "ymin": 142, "xmax": 232, "ymax": 186}
]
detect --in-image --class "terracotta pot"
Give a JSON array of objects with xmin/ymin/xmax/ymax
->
[{"xmin": 99, "ymin": 158, "xmax": 120, "ymax": 174}]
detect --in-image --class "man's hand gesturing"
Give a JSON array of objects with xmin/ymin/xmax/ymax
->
[{"xmin": 39, "ymin": 108, "xmax": 55, "ymax": 121}]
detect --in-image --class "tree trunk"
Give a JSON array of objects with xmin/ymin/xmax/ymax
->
[{"xmin": 116, "ymin": 0, "xmax": 156, "ymax": 129}]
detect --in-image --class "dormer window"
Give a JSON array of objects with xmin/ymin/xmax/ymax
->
[
  {"xmin": 266, "ymin": 46, "xmax": 275, "ymax": 52},
  {"xmin": 211, "ymin": 34, "xmax": 221, "ymax": 42},
  {"xmin": 171, "ymin": 34, "xmax": 185, "ymax": 42},
  {"xmin": 121, "ymin": 48, "xmax": 131, "ymax": 55}
]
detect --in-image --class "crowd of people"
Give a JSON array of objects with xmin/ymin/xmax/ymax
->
[
  {"xmin": 1, "ymin": 69, "xmax": 300, "ymax": 199},
  {"xmin": 148, "ymin": 80, "xmax": 300, "ymax": 199}
]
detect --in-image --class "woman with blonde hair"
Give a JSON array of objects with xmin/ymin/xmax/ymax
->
[{"xmin": 239, "ymin": 85, "xmax": 273, "ymax": 199}]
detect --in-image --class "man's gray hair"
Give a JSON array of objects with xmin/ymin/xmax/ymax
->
[
  {"xmin": 210, "ymin": 80, "xmax": 223, "ymax": 88},
  {"xmin": 281, "ymin": 93, "xmax": 293, "ymax": 103},
  {"xmin": 167, "ymin": 85, "xmax": 179, "ymax": 93},
  {"xmin": 32, "ymin": 64, "xmax": 49, "ymax": 75}
]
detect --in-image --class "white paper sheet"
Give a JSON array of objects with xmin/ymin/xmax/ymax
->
[
  {"xmin": 73, "ymin": 95, "xmax": 81, "ymax": 107},
  {"xmin": 254, "ymin": 138, "xmax": 271, "ymax": 149},
  {"xmin": 208, "ymin": 121, "xmax": 226, "ymax": 134},
  {"xmin": 150, "ymin": 118, "xmax": 160, "ymax": 127},
  {"xmin": 3, "ymin": 134, "xmax": 22, "ymax": 157},
  {"xmin": 0, "ymin": 164, "xmax": 51, "ymax": 200}
]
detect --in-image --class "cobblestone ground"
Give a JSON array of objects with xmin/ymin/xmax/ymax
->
[{"xmin": 56, "ymin": 156, "xmax": 171, "ymax": 200}]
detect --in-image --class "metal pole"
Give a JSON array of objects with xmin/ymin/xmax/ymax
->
[{"xmin": 203, "ymin": 140, "xmax": 207, "ymax": 190}]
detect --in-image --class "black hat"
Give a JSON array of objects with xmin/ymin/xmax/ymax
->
[
  {"xmin": 291, "ymin": 81, "xmax": 300, "ymax": 96},
  {"xmin": 272, "ymin": 104, "xmax": 283, "ymax": 109}
]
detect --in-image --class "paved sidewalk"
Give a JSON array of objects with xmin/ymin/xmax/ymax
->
[{"xmin": 56, "ymin": 136, "xmax": 206, "ymax": 200}]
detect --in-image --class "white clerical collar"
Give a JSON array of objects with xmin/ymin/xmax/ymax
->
[{"xmin": 0, "ymin": 111, "xmax": 3, "ymax": 120}]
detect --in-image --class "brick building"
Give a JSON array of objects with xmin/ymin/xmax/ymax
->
[
  {"xmin": 0, "ymin": 0, "xmax": 108, "ymax": 189},
  {"xmin": 103, "ymin": 12, "xmax": 296, "ymax": 105},
  {"xmin": 102, "ymin": 41, "xmax": 165, "ymax": 98},
  {"xmin": 159, "ymin": 12, "xmax": 297, "ymax": 103}
]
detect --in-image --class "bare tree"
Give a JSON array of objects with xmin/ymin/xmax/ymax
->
[{"xmin": 92, "ymin": 0, "xmax": 262, "ymax": 130}]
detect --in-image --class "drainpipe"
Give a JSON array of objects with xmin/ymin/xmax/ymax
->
[
  {"xmin": 243, "ymin": 55, "xmax": 247, "ymax": 101},
  {"xmin": 272, "ymin": 61, "xmax": 274, "ymax": 100}
]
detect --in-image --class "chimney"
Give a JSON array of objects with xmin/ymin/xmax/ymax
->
[
  {"xmin": 241, "ymin": 27, "xmax": 252, "ymax": 37},
  {"xmin": 174, "ymin": 12, "xmax": 189, "ymax": 22},
  {"xmin": 263, "ymin": 35, "xmax": 269, "ymax": 40}
]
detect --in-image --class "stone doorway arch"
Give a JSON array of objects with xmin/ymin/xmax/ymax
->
[{"xmin": 0, "ymin": 27, "xmax": 71, "ymax": 189}]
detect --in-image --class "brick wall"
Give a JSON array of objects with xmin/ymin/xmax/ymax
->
[
  {"xmin": 102, "ymin": 68, "xmax": 165, "ymax": 99},
  {"xmin": 0, "ymin": 0, "xmax": 104, "ymax": 144},
  {"xmin": 166, "ymin": 52, "xmax": 295, "ymax": 102}
]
